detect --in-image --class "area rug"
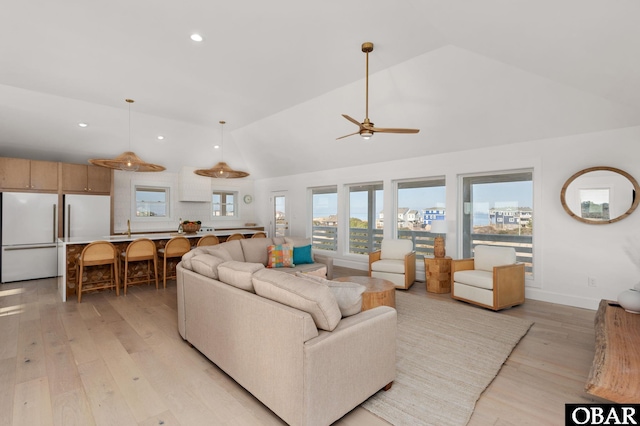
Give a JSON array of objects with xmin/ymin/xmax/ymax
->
[{"xmin": 361, "ymin": 291, "xmax": 533, "ymax": 426}]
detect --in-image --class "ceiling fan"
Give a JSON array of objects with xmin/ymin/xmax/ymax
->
[{"xmin": 337, "ymin": 42, "xmax": 419, "ymax": 140}]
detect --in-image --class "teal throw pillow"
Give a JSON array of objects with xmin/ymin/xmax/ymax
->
[{"xmin": 293, "ymin": 244, "xmax": 314, "ymax": 265}]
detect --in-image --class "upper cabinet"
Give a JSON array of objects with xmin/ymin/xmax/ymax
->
[
  {"xmin": 0, "ymin": 157, "xmax": 59, "ymax": 192},
  {"xmin": 61, "ymin": 163, "xmax": 112, "ymax": 194}
]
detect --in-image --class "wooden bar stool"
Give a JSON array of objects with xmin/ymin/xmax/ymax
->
[
  {"xmin": 251, "ymin": 231, "xmax": 267, "ymax": 238},
  {"xmin": 226, "ymin": 233, "xmax": 245, "ymax": 241},
  {"xmin": 158, "ymin": 236, "xmax": 191, "ymax": 288},
  {"xmin": 197, "ymin": 234, "xmax": 219, "ymax": 247},
  {"xmin": 121, "ymin": 238, "xmax": 159, "ymax": 295},
  {"xmin": 77, "ymin": 241, "xmax": 119, "ymax": 303}
]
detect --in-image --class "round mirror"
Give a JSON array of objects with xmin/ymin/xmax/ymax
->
[{"xmin": 560, "ymin": 166, "xmax": 639, "ymax": 224}]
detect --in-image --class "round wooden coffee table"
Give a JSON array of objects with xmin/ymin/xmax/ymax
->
[{"xmin": 333, "ymin": 276, "xmax": 396, "ymax": 311}]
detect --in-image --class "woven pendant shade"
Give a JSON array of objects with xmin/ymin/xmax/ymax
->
[
  {"xmin": 195, "ymin": 161, "xmax": 249, "ymax": 179},
  {"xmin": 88, "ymin": 99, "xmax": 165, "ymax": 172},
  {"xmin": 89, "ymin": 151, "xmax": 165, "ymax": 172},
  {"xmin": 194, "ymin": 120, "xmax": 249, "ymax": 179}
]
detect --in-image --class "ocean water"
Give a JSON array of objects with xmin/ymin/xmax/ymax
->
[{"xmin": 474, "ymin": 212, "xmax": 490, "ymax": 226}]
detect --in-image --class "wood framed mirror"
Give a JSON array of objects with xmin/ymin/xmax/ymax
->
[{"xmin": 560, "ymin": 166, "xmax": 640, "ymax": 224}]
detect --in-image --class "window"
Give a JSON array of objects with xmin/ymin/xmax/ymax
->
[
  {"xmin": 135, "ymin": 186, "xmax": 169, "ymax": 217},
  {"xmin": 212, "ymin": 191, "xmax": 237, "ymax": 217},
  {"xmin": 396, "ymin": 178, "xmax": 446, "ymax": 259},
  {"xmin": 461, "ymin": 170, "xmax": 533, "ymax": 276},
  {"xmin": 348, "ymin": 183, "xmax": 383, "ymax": 254},
  {"xmin": 311, "ymin": 186, "xmax": 338, "ymax": 251}
]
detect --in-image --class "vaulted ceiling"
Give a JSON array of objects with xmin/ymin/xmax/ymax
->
[{"xmin": 1, "ymin": 0, "xmax": 639, "ymax": 179}]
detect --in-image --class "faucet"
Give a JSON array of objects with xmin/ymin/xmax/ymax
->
[{"xmin": 126, "ymin": 219, "xmax": 131, "ymax": 237}]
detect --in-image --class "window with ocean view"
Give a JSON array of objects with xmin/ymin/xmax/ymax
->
[
  {"xmin": 348, "ymin": 183, "xmax": 383, "ymax": 254},
  {"xmin": 311, "ymin": 186, "xmax": 338, "ymax": 251},
  {"xmin": 396, "ymin": 178, "xmax": 446, "ymax": 259},
  {"xmin": 461, "ymin": 171, "xmax": 534, "ymax": 276}
]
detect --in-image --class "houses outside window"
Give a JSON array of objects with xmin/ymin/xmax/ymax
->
[
  {"xmin": 311, "ymin": 186, "xmax": 338, "ymax": 251},
  {"xmin": 395, "ymin": 178, "xmax": 446, "ymax": 259},
  {"xmin": 135, "ymin": 186, "xmax": 169, "ymax": 218},
  {"xmin": 461, "ymin": 170, "xmax": 534, "ymax": 276},
  {"xmin": 212, "ymin": 191, "xmax": 237, "ymax": 217},
  {"xmin": 348, "ymin": 183, "xmax": 383, "ymax": 254}
]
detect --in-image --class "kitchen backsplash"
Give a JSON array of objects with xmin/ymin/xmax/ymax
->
[{"xmin": 113, "ymin": 170, "xmax": 256, "ymax": 234}]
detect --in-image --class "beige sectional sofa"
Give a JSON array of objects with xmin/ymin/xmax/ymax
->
[{"xmin": 176, "ymin": 237, "xmax": 397, "ymax": 426}]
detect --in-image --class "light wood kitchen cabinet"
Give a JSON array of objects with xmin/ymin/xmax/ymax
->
[
  {"xmin": 61, "ymin": 163, "xmax": 112, "ymax": 194},
  {"xmin": 0, "ymin": 157, "xmax": 59, "ymax": 191}
]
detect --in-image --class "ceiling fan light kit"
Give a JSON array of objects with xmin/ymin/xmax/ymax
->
[
  {"xmin": 89, "ymin": 99, "xmax": 166, "ymax": 172},
  {"xmin": 194, "ymin": 120, "xmax": 249, "ymax": 179},
  {"xmin": 337, "ymin": 42, "xmax": 420, "ymax": 140}
]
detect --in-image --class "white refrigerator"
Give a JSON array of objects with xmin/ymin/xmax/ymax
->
[
  {"xmin": 63, "ymin": 194, "xmax": 111, "ymax": 238},
  {"xmin": 1, "ymin": 192, "xmax": 59, "ymax": 283}
]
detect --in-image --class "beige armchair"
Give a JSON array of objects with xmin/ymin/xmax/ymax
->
[
  {"xmin": 451, "ymin": 245, "xmax": 525, "ymax": 311},
  {"xmin": 369, "ymin": 239, "xmax": 416, "ymax": 290}
]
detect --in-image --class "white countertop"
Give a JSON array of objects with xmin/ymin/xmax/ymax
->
[{"xmin": 58, "ymin": 229, "xmax": 261, "ymax": 245}]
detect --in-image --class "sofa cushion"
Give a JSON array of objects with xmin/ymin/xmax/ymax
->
[
  {"xmin": 380, "ymin": 239, "xmax": 413, "ymax": 260},
  {"xmin": 217, "ymin": 240, "xmax": 245, "ymax": 262},
  {"xmin": 473, "ymin": 245, "xmax": 516, "ymax": 272},
  {"xmin": 453, "ymin": 269, "xmax": 494, "ymax": 290},
  {"xmin": 240, "ymin": 238, "xmax": 274, "ymax": 265},
  {"xmin": 284, "ymin": 236, "xmax": 312, "ymax": 247},
  {"xmin": 190, "ymin": 254, "xmax": 226, "ymax": 279},
  {"xmin": 218, "ymin": 261, "xmax": 265, "ymax": 292},
  {"xmin": 296, "ymin": 273, "xmax": 365, "ymax": 317},
  {"xmin": 293, "ymin": 244, "xmax": 314, "ymax": 265},
  {"xmin": 201, "ymin": 245, "xmax": 234, "ymax": 262},
  {"xmin": 370, "ymin": 259, "xmax": 406, "ymax": 274},
  {"xmin": 252, "ymin": 269, "xmax": 341, "ymax": 331},
  {"xmin": 267, "ymin": 244, "xmax": 294, "ymax": 268}
]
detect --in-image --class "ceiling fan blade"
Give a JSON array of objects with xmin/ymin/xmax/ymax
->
[
  {"xmin": 370, "ymin": 126, "xmax": 420, "ymax": 134},
  {"xmin": 336, "ymin": 131, "xmax": 361, "ymax": 140},
  {"xmin": 342, "ymin": 114, "xmax": 363, "ymax": 128}
]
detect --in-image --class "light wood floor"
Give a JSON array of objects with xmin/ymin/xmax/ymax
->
[{"xmin": 0, "ymin": 267, "xmax": 604, "ymax": 426}]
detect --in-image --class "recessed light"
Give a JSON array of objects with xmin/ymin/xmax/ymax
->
[
  {"xmin": 190, "ymin": 34, "xmax": 203, "ymax": 42},
  {"xmin": 78, "ymin": 122, "xmax": 88, "ymax": 128},
  {"xmin": 214, "ymin": 145, "xmax": 220, "ymax": 149},
  {"xmin": 157, "ymin": 135, "xmax": 164, "ymax": 140}
]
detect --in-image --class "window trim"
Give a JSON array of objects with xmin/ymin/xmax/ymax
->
[
  {"xmin": 133, "ymin": 185, "xmax": 170, "ymax": 220},
  {"xmin": 393, "ymin": 177, "xmax": 446, "ymax": 259},
  {"xmin": 212, "ymin": 190, "xmax": 238, "ymax": 219},
  {"xmin": 459, "ymin": 169, "xmax": 534, "ymax": 278}
]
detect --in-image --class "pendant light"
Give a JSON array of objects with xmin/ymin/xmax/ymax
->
[
  {"xmin": 89, "ymin": 99, "xmax": 165, "ymax": 172},
  {"xmin": 195, "ymin": 120, "xmax": 249, "ymax": 179}
]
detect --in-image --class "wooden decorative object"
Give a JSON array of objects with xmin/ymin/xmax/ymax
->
[
  {"xmin": 424, "ymin": 257, "xmax": 451, "ymax": 293},
  {"xmin": 433, "ymin": 236, "xmax": 445, "ymax": 258},
  {"xmin": 586, "ymin": 299, "xmax": 640, "ymax": 402}
]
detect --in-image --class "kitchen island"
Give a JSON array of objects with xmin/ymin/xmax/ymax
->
[{"xmin": 57, "ymin": 229, "xmax": 262, "ymax": 301}]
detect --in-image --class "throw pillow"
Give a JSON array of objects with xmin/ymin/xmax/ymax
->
[
  {"xmin": 267, "ymin": 244, "xmax": 294, "ymax": 268},
  {"xmin": 293, "ymin": 244, "xmax": 314, "ymax": 265},
  {"xmin": 252, "ymin": 269, "xmax": 341, "ymax": 331},
  {"xmin": 295, "ymin": 272, "xmax": 365, "ymax": 317}
]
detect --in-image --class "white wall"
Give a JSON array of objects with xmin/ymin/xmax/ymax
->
[
  {"xmin": 253, "ymin": 126, "xmax": 640, "ymax": 310},
  {"xmin": 113, "ymin": 169, "xmax": 257, "ymax": 234}
]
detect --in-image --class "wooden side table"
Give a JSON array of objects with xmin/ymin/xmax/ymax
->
[
  {"xmin": 424, "ymin": 256, "xmax": 452, "ymax": 293},
  {"xmin": 333, "ymin": 276, "xmax": 396, "ymax": 311}
]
